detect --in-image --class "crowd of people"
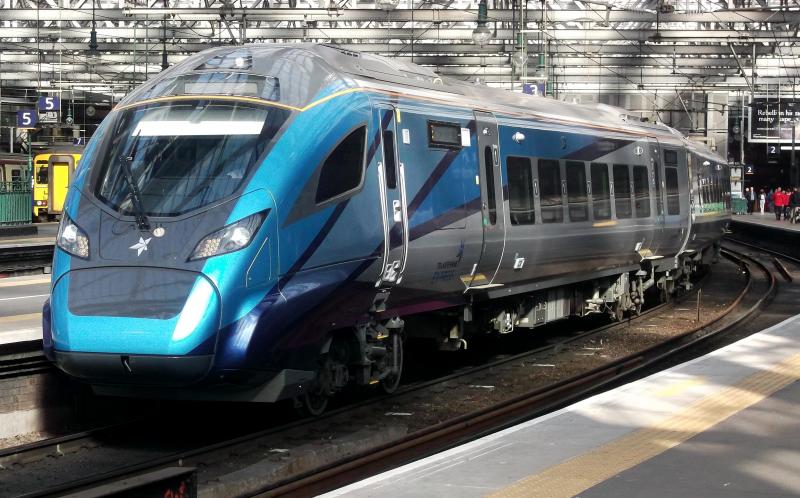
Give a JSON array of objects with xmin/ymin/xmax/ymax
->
[{"xmin": 744, "ymin": 186, "xmax": 800, "ymax": 223}]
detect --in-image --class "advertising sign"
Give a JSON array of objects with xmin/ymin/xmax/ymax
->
[{"xmin": 749, "ymin": 97, "xmax": 800, "ymax": 143}]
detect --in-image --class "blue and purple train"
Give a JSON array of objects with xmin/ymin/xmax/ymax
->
[{"xmin": 43, "ymin": 44, "xmax": 730, "ymax": 413}]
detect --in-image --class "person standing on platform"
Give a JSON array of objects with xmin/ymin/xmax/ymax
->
[
  {"xmin": 759, "ymin": 189, "xmax": 766, "ymax": 214},
  {"xmin": 790, "ymin": 188, "xmax": 800, "ymax": 223},
  {"xmin": 767, "ymin": 189, "xmax": 774, "ymax": 213},
  {"xmin": 774, "ymin": 188, "xmax": 785, "ymax": 220},
  {"xmin": 784, "ymin": 188, "xmax": 792, "ymax": 220},
  {"xmin": 746, "ymin": 187, "xmax": 755, "ymax": 214}
]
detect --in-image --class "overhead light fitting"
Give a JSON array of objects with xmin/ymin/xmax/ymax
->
[
  {"xmin": 88, "ymin": 0, "xmax": 98, "ymax": 55},
  {"xmin": 472, "ymin": 0, "xmax": 493, "ymax": 46}
]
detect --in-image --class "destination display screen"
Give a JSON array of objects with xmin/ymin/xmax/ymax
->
[{"xmin": 428, "ymin": 121, "xmax": 462, "ymax": 148}]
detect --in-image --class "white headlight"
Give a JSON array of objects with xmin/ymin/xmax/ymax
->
[
  {"xmin": 57, "ymin": 215, "xmax": 90, "ymax": 259},
  {"xmin": 189, "ymin": 212, "xmax": 265, "ymax": 261}
]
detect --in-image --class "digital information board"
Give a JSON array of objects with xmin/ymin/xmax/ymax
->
[{"xmin": 749, "ymin": 97, "xmax": 800, "ymax": 143}]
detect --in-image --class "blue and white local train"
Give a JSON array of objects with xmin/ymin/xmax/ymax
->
[{"xmin": 43, "ymin": 44, "xmax": 730, "ymax": 412}]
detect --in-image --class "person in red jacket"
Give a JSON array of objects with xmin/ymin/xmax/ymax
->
[{"xmin": 774, "ymin": 188, "xmax": 786, "ymax": 220}]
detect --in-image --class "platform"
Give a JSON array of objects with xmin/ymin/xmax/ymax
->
[
  {"xmin": 325, "ymin": 313, "xmax": 800, "ymax": 498},
  {"xmin": 731, "ymin": 213, "xmax": 800, "ymax": 232},
  {"xmin": 0, "ymin": 222, "xmax": 58, "ymax": 249},
  {"xmin": 0, "ymin": 275, "xmax": 48, "ymax": 345}
]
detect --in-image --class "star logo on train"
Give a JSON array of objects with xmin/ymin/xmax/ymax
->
[{"xmin": 130, "ymin": 237, "xmax": 152, "ymax": 256}]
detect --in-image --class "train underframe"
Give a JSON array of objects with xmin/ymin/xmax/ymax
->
[{"xmin": 300, "ymin": 243, "xmax": 720, "ymax": 414}]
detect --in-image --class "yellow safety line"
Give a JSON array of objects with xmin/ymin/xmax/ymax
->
[
  {"xmin": 0, "ymin": 277, "xmax": 50, "ymax": 288},
  {"xmin": 592, "ymin": 220, "xmax": 618, "ymax": 228},
  {"xmin": 0, "ymin": 313, "xmax": 42, "ymax": 324},
  {"xmin": 488, "ymin": 352, "xmax": 800, "ymax": 498}
]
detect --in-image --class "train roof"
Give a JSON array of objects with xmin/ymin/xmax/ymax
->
[{"xmin": 119, "ymin": 43, "xmax": 724, "ymax": 163}]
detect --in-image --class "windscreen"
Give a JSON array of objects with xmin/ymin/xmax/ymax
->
[{"xmin": 94, "ymin": 100, "xmax": 288, "ymax": 217}]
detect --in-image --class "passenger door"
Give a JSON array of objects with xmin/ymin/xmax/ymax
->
[
  {"xmin": 374, "ymin": 104, "xmax": 409, "ymax": 286},
  {"xmin": 468, "ymin": 111, "xmax": 506, "ymax": 288},
  {"xmin": 648, "ymin": 138, "xmax": 666, "ymax": 254}
]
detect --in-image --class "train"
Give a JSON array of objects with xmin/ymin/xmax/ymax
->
[
  {"xmin": 43, "ymin": 44, "xmax": 731, "ymax": 413},
  {"xmin": 33, "ymin": 148, "xmax": 83, "ymax": 221}
]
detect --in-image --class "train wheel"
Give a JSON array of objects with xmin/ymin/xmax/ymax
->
[
  {"xmin": 613, "ymin": 303, "xmax": 625, "ymax": 322},
  {"xmin": 299, "ymin": 389, "xmax": 329, "ymax": 417},
  {"xmin": 380, "ymin": 332, "xmax": 404, "ymax": 394}
]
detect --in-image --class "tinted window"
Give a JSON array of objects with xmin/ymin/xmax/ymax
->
[
  {"xmin": 483, "ymin": 146, "xmax": 497, "ymax": 225},
  {"xmin": 613, "ymin": 164, "xmax": 632, "ymax": 219},
  {"xmin": 507, "ymin": 157, "xmax": 535, "ymax": 225},
  {"xmin": 36, "ymin": 166, "xmax": 49, "ymax": 185},
  {"xmin": 538, "ymin": 159, "xmax": 563, "ymax": 223},
  {"xmin": 590, "ymin": 163, "xmax": 611, "ymax": 221},
  {"xmin": 95, "ymin": 101, "xmax": 287, "ymax": 217},
  {"xmin": 316, "ymin": 126, "xmax": 366, "ymax": 204},
  {"xmin": 665, "ymin": 167, "xmax": 680, "ymax": 215},
  {"xmin": 633, "ymin": 165, "xmax": 651, "ymax": 218},
  {"xmin": 664, "ymin": 149, "xmax": 678, "ymax": 166},
  {"xmin": 566, "ymin": 161, "xmax": 588, "ymax": 222},
  {"xmin": 382, "ymin": 130, "xmax": 397, "ymax": 189}
]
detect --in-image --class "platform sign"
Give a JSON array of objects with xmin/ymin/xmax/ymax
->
[
  {"xmin": 73, "ymin": 137, "xmax": 85, "ymax": 146},
  {"xmin": 39, "ymin": 111, "xmax": 59, "ymax": 124},
  {"xmin": 768, "ymin": 143, "xmax": 779, "ymax": 164},
  {"xmin": 37, "ymin": 96, "xmax": 60, "ymax": 112},
  {"xmin": 745, "ymin": 164, "xmax": 755, "ymax": 175},
  {"xmin": 16, "ymin": 109, "xmax": 38, "ymax": 128}
]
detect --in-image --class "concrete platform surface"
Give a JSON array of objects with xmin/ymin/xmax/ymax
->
[
  {"xmin": 732, "ymin": 213, "xmax": 800, "ymax": 232},
  {"xmin": 324, "ymin": 314, "xmax": 800, "ymax": 498},
  {"xmin": 0, "ymin": 222, "xmax": 58, "ymax": 249},
  {"xmin": 0, "ymin": 274, "xmax": 49, "ymax": 345}
]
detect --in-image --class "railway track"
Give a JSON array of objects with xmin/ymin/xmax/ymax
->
[
  {"xmin": 0, "ymin": 243, "xmax": 54, "ymax": 273},
  {"xmin": 0, "ymin": 340, "xmax": 49, "ymax": 380},
  {"xmin": 0, "ymin": 245, "xmax": 779, "ymax": 497}
]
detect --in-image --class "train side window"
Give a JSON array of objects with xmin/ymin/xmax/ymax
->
[
  {"xmin": 665, "ymin": 167, "xmax": 680, "ymax": 215},
  {"xmin": 633, "ymin": 165, "xmax": 651, "ymax": 218},
  {"xmin": 566, "ymin": 161, "xmax": 588, "ymax": 222},
  {"xmin": 483, "ymin": 146, "xmax": 497, "ymax": 225},
  {"xmin": 507, "ymin": 156, "xmax": 535, "ymax": 225},
  {"xmin": 664, "ymin": 149, "xmax": 678, "ymax": 166},
  {"xmin": 538, "ymin": 159, "xmax": 563, "ymax": 223},
  {"xmin": 315, "ymin": 126, "xmax": 367, "ymax": 204},
  {"xmin": 612, "ymin": 164, "xmax": 632, "ymax": 219},
  {"xmin": 382, "ymin": 130, "xmax": 397, "ymax": 189},
  {"xmin": 590, "ymin": 163, "xmax": 611, "ymax": 220}
]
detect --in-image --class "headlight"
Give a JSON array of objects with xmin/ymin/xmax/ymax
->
[
  {"xmin": 57, "ymin": 215, "xmax": 90, "ymax": 259},
  {"xmin": 189, "ymin": 211, "xmax": 266, "ymax": 261}
]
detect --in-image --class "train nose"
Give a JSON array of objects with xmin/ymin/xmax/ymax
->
[{"xmin": 49, "ymin": 267, "xmax": 221, "ymax": 383}]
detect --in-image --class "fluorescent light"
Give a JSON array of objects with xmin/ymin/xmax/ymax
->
[{"xmin": 133, "ymin": 120, "xmax": 264, "ymax": 136}]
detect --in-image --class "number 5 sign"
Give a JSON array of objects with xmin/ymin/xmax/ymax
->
[
  {"xmin": 17, "ymin": 109, "xmax": 38, "ymax": 128},
  {"xmin": 38, "ymin": 96, "xmax": 60, "ymax": 111}
]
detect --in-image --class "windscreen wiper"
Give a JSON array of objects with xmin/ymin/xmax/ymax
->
[{"xmin": 119, "ymin": 132, "xmax": 150, "ymax": 231}]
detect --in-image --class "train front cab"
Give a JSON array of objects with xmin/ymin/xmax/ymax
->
[{"xmin": 33, "ymin": 154, "xmax": 49, "ymax": 220}]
